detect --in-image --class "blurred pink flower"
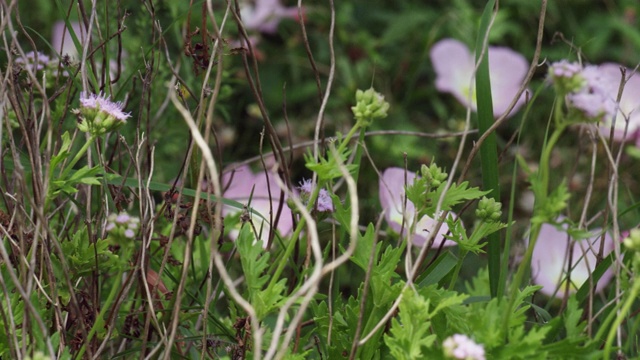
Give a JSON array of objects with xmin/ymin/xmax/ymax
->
[
  {"xmin": 430, "ymin": 38, "xmax": 529, "ymax": 118},
  {"xmin": 222, "ymin": 165, "xmax": 294, "ymax": 246},
  {"xmin": 379, "ymin": 167, "xmax": 457, "ymax": 248},
  {"xmin": 52, "ymin": 21, "xmax": 84, "ymax": 60},
  {"xmin": 531, "ymin": 217, "xmax": 614, "ymax": 297},
  {"xmin": 588, "ymin": 64, "xmax": 640, "ymax": 142},
  {"xmin": 443, "ymin": 334, "xmax": 486, "ymax": 360},
  {"xmin": 239, "ymin": 0, "xmax": 301, "ymax": 34}
]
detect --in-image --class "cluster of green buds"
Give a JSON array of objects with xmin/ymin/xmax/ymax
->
[
  {"xmin": 351, "ymin": 88, "xmax": 390, "ymax": 126},
  {"xmin": 421, "ymin": 163, "xmax": 448, "ymax": 188},
  {"xmin": 74, "ymin": 92, "xmax": 130, "ymax": 136},
  {"xmin": 475, "ymin": 196, "xmax": 502, "ymax": 223},
  {"xmin": 624, "ymin": 229, "xmax": 640, "ymax": 251},
  {"xmin": 624, "ymin": 229, "xmax": 640, "ymax": 270}
]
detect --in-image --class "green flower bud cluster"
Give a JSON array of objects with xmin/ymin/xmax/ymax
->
[
  {"xmin": 421, "ymin": 163, "xmax": 448, "ymax": 188},
  {"xmin": 623, "ymin": 229, "xmax": 640, "ymax": 252},
  {"xmin": 475, "ymin": 196, "xmax": 502, "ymax": 223},
  {"xmin": 75, "ymin": 92, "xmax": 130, "ymax": 136},
  {"xmin": 24, "ymin": 352, "xmax": 52, "ymax": 360},
  {"xmin": 351, "ymin": 88, "xmax": 389, "ymax": 126}
]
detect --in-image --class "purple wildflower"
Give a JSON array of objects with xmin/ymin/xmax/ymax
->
[
  {"xmin": 298, "ymin": 178, "xmax": 334, "ymax": 213},
  {"xmin": 15, "ymin": 51, "xmax": 50, "ymax": 73},
  {"xmin": 106, "ymin": 211, "xmax": 140, "ymax": 241},
  {"xmin": 76, "ymin": 92, "xmax": 130, "ymax": 135},
  {"xmin": 298, "ymin": 178, "xmax": 314, "ymax": 194},
  {"xmin": 79, "ymin": 92, "xmax": 131, "ymax": 122}
]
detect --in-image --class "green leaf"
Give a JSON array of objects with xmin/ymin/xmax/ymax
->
[
  {"xmin": 384, "ymin": 290, "xmax": 436, "ymax": 360},
  {"xmin": 475, "ymin": 0, "xmax": 501, "ymax": 298},
  {"xmin": 350, "ymin": 224, "xmax": 377, "ymax": 272},
  {"xmin": 370, "ymin": 245, "xmax": 403, "ymax": 307},
  {"xmin": 416, "ymin": 251, "xmax": 458, "ymax": 287},
  {"xmin": 425, "ymin": 181, "xmax": 489, "ymax": 217},
  {"xmin": 237, "ymin": 226, "xmax": 285, "ymax": 319},
  {"xmin": 50, "ymin": 131, "xmax": 73, "ymax": 171},
  {"xmin": 563, "ymin": 297, "xmax": 586, "ymax": 340},
  {"xmin": 304, "ymin": 145, "xmax": 357, "ymax": 182}
]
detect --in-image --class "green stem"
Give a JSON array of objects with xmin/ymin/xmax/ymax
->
[
  {"xmin": 61, "ymin": 135, "xmax": 97, "ymax": 179},
  {"xmin": 448, "ymin": 249, "xmax": 468, "ymax": 290},
  {"xmin": 74, "ymin": 247, "xmax": 130, "ymax": 360},
  {"xmin": 269, "ymin": 122, "xmax": 365, "ymax": 290},
  {"xmin": 602, "ymin": 275, "xmax": 640, "ymax": 358},
  {"xmin": 268, "ymin": 183, "xmax": 321, "ymax": 289},
  {"xmin": 45, "ymin": 134, "xmax": 97, "ymax": 210},
  {"xmin": 335, "ymin": 123, "xmax": 361, "ymax": 158},
  {"xmin": 504, "ymin": 117, "xmax": 567, "ymax": 334}
]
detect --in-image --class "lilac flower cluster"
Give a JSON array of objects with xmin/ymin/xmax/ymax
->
[
  {"xmin": 14, "ymin": 51, "xmax": 51, "ymax": 73},
  {"xmin": 106, "ymin": 212, "xmax": 140, "ymax": 240},
  {"xmin": 548, "ymin": 61, "xmax": 640, "ymax": 140},
  {"xmin": 298, "ymin": 179, "xmax": 334, "ymax": 213},
  {"xmin": 443, "ymin": 334, "xmax": 486, "ymax": 360}
]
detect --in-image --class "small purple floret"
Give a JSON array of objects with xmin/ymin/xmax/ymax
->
[{"xmin": 80, "ymin": 91, "xmax": 131, "ymax": 121}]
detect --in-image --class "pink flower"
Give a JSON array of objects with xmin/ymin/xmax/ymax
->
[
  {"xmin": 379, "ymin": 167, "xmax": 457, "ymax": 248},
  {"xmin": 239, "ymin": 0, "xmax": 300, "ymax": 34},
  {"xmin": 430, "ymin": 38, "xmax": 529, "ymax": 118},
  {"xmin": 531, "ymin": 216, "xmax": 615, "ymax": 297},
  {"xmin": 52, "ymin": 21, "xmax": 84, "ymax": 60},
  {"xmin": 222, "ymin": 165, "xmax": 294, "ymax": 246},
  {"xmin": 590, "ymin": 64, "xmax": 640, "ymax": 141},
  {"xmin": 443, "ymin": 334, "xmax": 486, "ymax": 360}
]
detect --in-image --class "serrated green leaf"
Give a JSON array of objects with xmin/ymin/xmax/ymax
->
[
  {"xmin": 563, "ymin": 297, "xmax": 586, "ymax": 340},
  {"xmin": 384, "ymin": 290, "xmax": 436, "ymax": 360},
  {"xmin": 425, "ymin": 181, "xmax": 489, "ymax": 217}
]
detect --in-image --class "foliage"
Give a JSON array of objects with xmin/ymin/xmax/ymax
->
[{"xmin": 1, "ymin": 0, "xmax": 640, "ymax": 358}]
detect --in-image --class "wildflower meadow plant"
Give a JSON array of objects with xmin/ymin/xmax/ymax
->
[{"xmin": 6, "ymin": 2, "xmax": 640, "ymax": 359}]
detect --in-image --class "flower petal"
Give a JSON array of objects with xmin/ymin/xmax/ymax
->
[
  {"xmin": 431, "ymin": 38, "xmax": 529, "ymax": 118},
  {"xmin": 597, "ymin": 63, "xmax": 640, "ymax": 139},
  {"xmin": 222, "ymin": 165, "xmax": 293, "ymax": 246},
  {"xmin": 431, "ymin": 39, "xmax": 475, "ymax": 109},
  {"xmin": 379, "ymin": 167, "xmax": 457, "ymax": 248},
  {"xmin": 531, "ymin": 217, "xmax": 614, "ymax": 297},
  {"xmin": 487, "ymin": 46, "xmax": 529, "ymax": 117}
]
